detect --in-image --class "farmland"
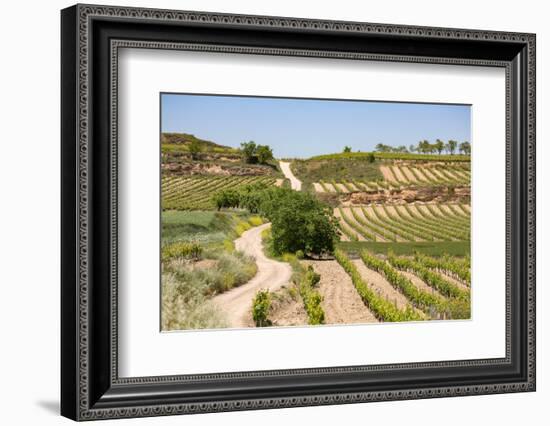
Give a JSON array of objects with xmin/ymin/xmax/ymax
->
[{"xmin": 160, "ymin": 131, "xmax": 471, "ymax": 330}]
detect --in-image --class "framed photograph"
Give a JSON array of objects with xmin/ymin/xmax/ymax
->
[{"xmin": 61, "ymin": 4, "xmax": 536, "ymax": 421}]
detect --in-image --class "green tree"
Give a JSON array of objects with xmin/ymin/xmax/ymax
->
[
  {"xmin": 435, "ymin": 139, "xmax": 445, "ymax": 155},
  {"xmin": 343, "ymin": 145, "xmax": 352, "ymax": 153},
  {"xmin": 240, "ymin": 141, "xmax": 257, "ymax": 163},
  {"xmin": 446, "ymin": 140, "xmax": 458, "ymax": 155},
  {"xmin": 375, "ymin": 143, "xmax": 392, "ymax": 152},
  {"xmin": 256, "ymin": 144, "xmax": 274, "ymax": 164},
  {"xmin": 367, "ymin": 152, "xmax": 375, "ymax": 163},
  {"xmin": 188, "ymin": 139, "xmax": 203, "ymax": 160},
  {"xmin": 459, "ymin": 141, "xmax": 471, "ymax": 155}
]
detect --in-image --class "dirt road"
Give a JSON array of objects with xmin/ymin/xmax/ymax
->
[
  {"xmin": 279, "ymin": 161, "xmax": 302, "ymax": 190},
  {"xmin": 212, "ymin": 223, "xmax": 292, "ymax": 328}
]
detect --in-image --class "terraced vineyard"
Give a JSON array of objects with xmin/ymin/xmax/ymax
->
[
  {"xmin": 335, "ymin": 203, "xmax": 470, "ymax": 242},
  {"xmin": 314, "ymin": 162, "xmax": 470, "ymax": 192},
  {"xmin": 162, "ymin": 175, "xmax": 277, "ymax": 210}
]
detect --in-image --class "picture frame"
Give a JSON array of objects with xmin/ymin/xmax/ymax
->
[{"xmin": 61, "ymin": 3, "xmax": 536, "ymax": 421}]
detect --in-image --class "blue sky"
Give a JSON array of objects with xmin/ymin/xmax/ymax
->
[{"xmin": 161, "ymin": 93, "xmax": 471, "ymax": 158}]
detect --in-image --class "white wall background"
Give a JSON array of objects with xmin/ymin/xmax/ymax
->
[{"xmin": 0, "ymin": 0, "xmax": 546, "ymax": 424}]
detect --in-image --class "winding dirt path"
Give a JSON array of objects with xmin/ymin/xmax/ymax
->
[
  {"xmin": 212, "ymin": 223, "xmax": 292, "ymax": 328},
  {"xmin": 279, "ymin": 161, "xmax": 302, "ymax": 191}
]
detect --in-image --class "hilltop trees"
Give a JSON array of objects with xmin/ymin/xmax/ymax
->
[
  {"xmin": 240, "ymin": 141, "xmax": 274, "ymax": 164},
  {"xmin": 459, "ymin": 141, "xmax": 471, "ymax": 155},
  {"xmin": 343, "ymin": 146, "xmax": 352, "ymax": 153},
  {"xmin": 435, "ymin": 139, "xmax": 445, "ymax": 155},
  {"xmin": 446, "ymin": 140, "xmax": 458, "ymax": 155},
  {"xmin": 373, "ymin": 140, "xmax": 470, "ymax": 156}
]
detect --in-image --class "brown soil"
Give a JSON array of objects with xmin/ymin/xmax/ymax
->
[
  {"xmin": 304, "ymin": 260, "xmax": 378, "ymax": 325},
  {"xmin": 380, "ymin": 165, "xmax": 398, "ymax": 182},
  {"xmin": 392, "ymin": 166, "xmax": 408, "ymax": 183},
  {"xmin": 323, "ymin": 182, "xmax": 337, "ymax": 193},
  {"xmin": 334, "ymin": 183, "xmax": 350, "ymax": 193},
  {"xmin": 401, "ymin": 166, "xmax": 418, "ymax": 182},
  {"xmin": 399, "ymin": 270, "xmax": 444, "ymax": 297},
  {"xmin": 269, "ymin": 286, "xmax": 309, "ymax": 327},
  {"xmin": 313, "ymin": 182, "xmax": 325, "ymax": 192}
]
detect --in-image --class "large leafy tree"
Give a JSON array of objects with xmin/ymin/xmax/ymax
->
[
  {"xmin": 240, "ymin": 141, "xmax": 257, "ymax": 163},
  {"xmin": 256, "ymin": 144, "xmax": 274, "ymax": 164}
]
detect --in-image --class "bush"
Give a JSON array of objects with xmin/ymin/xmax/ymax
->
[
  {"xmin": 295, "ymin": 250, "xmax": 305, "ymax": 260},
  {"xmin": 297, "ymin": 265, "xmax": 324, "ymax": 325},
  {"xmin": 213, "ymin": 186, "xmax": 339, "ymax": 256},
  {"xmin": 252, "ymin": 290, "xmax": 272, "ymax": 326},
  {"xmin": 162, "ymin": 241, "xmax": 202, "ymax": 261}
]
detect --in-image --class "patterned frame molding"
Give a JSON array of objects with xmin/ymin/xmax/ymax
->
[{"xmin": 61, "ymin": 3, "xmax": 536, "ymax": 421}]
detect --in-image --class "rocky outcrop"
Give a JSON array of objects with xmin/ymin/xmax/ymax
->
[{"xmin": 343, "ymin": 186, "xmax": 470, "ymax": 205}]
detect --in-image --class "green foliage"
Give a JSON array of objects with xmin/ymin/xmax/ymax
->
[
  {"xmin": 240, "ymin": 141, "xmax": 274, "ymax": 165},
  {"xmin": 334, "ymin": 250, "xmax": 422, "ymax": 322},
  {"xmin": 240, "ymin": 141, "xmax": 257, "ymax": 163},
  {"xmin": 188, "ymin": 138, "xmax": 203, "ymax": 160},
  {"xmin": 252, "ymin": 290, "xmax": 272, "ymax": 327},
  {"xmin": 446, "ymin": 140, "xmax": 458, "ymax": 155},
  {"xmin": 360, "ymin": 250, "xmax": 445, "ymax": 316},
  {"xmin": 308, "ymin": 152, "xmax": 470, "ymax": 162},
  {"xmin": 296, "ymin": 266, "xmax": 324, "ymax": 325},
  {"xmin": 161, "ymin": 132, "xmax": 236, "ymax": 153},
  {"xmin": 459, "ymin": 141, "xmax": 471, "ymax": 155},
  {"xmin": 162, "ymin": 175, "xmax": 276, "ymax": 211},
  {"xmin": 215, "ymin": 186, "xmax": 339, "ymax": 256},
  {"xmin": 387, "ymin": 252, "xmax": 469, "ymax": 299},
  {"xmin": 256, "ymin": 144, "xmax": 274, "ymax": 164},
  {"xmin": 337, "ymin": 241, "xmax": 471, "ymax": 257},
  {"xmin": 413, "ymin": 252, "xmax": 471, "ymax": 285},
  {"xmin": 295, "ymin": 250, "xmax": 305, "ymax": 260},
  {"xmin": 343, "ymin": 145, "xmax": 352, "ymax": 153},
  {"xmin": 162, "ymin": 241, "xmax": 203, "ymax": 261}
]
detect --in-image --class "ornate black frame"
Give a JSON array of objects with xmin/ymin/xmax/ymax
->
[{"xmin": 61, "ymin": 4, "xmax": 536, "ymax": 421}]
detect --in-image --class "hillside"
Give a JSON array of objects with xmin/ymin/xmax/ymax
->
[{"xmin": 161, "ymin": 132, "xmax": 237, "ymax": 153}]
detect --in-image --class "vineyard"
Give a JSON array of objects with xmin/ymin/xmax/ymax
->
[
  {"xmin": 314, "ymin": 163, "xmax": 470, "ymax": 192},
  {"xmin": 333, "ymin": 250, "xmax": 470, "ymax": 321},
  {"xmin": 335, "ymin": 203, "xmax": 470, "ymax": 242},
  {"xmin": 159, "ymin": 128, "xmax": 471, "ymax": 330},
  {"xmin": 162, "ymin": 175, "xmax": 277, "ymax": 210}
]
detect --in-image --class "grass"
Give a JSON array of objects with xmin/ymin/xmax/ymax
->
[
  {"xmin": 161, "ymin": 210, "xmax": 265, "ymax": 330},
  {"xmin": 337, "ymin": 241, "xmax": 470, "ymax": 257}
]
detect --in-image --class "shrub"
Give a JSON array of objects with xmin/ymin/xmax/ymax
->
[
  {"xmin": 162, "ymin": 241, "xmax": 202, "ymax": 261},
  {"xmin": 295, "ymin": 250, "xmax": 305, "ymax": 259},
  {"xmin": 248, "ymin": 216, "xmax": 264, "ymax": 227},
  {"xmin": 252, "ymin": 290, "xmax": 272, "ymax": 326},
  {"xmin": 297, "ymin": 265, "xmax": 324, "ymax": 325}
]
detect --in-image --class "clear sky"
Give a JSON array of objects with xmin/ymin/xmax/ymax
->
[{"xmin": 161, "ymin": 93, "xmax": 471, "ymax": 159}]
